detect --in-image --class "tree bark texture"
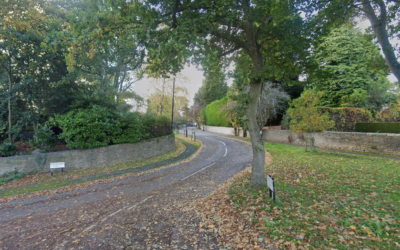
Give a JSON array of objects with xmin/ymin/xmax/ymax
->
[
  {"xmin": 246, "ymin": 81, "xmax": 265, "ymax": 189},
  {"xmin": 362, "ymin": 1, "xmax": 400, "ymax": 84},
  {"xmin": 7, "ymin": 73, "xmax": 12, "ymax": 142}
]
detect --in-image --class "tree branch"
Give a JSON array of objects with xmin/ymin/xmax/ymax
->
[{"xmin": 218, "ymin": 45, "xmax": 241, "ymax": 58}]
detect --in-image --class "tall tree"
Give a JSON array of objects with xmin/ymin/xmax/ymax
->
[
  {"xmin": 0, "ymin": 0, "xmax": 73, "ymax": 140},
  {"xmin": 194, "ymin": 63, "xmax": 228, "ymax": 106},
  {"xmin": 310, "ymin": 25, "xmax": 394, "ymax": 108},
  {"xmin": 56, "ymin": 0, "xmax": 146, "ymax": 108},
  {"xmin": 130, "ymin": 0, "xmax": 310, "ymax": 188},
  {"xmin": 308, "ymin": 0, "xmax": 400, "ymax": 84},
  {"xmin": 146, "ymin": 74, "xmax": 189, "ymax": 117}
]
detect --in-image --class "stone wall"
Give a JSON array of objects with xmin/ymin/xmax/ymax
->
[
  {"xmin": 201, "ymin": 125, "xmax": 251, "ymax": 138},
  {"xmin": 262, "ymin": 130, "xmax": 400, "ymax": 156},
  {"xmin": 201, "ymin": 125, "xmax": 236, "ymax": 136},
  {"xmin": 0, "ymin": 135, "xmax": 175, "ymax": 175}
]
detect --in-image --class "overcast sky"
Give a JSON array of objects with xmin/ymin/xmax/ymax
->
[{"xmin": 130, "ymin": 19, "xmax": 398, "ymax": 111}]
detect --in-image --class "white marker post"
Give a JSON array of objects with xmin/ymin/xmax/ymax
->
[
  {"xmin": 50, "ymin": 162, "xmax": 65, "ymax": 176},
  {"xmin": 267, "ymin": 175, "xmax": 275, "ymax": 202}
]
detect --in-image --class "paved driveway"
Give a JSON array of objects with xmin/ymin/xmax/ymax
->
[{"xmin": 0, "ymin": 130, "xmax": 252, "ymax": 249}]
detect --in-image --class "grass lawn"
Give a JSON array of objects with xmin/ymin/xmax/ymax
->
[
  {"xmin": 229, "ymin": 142, "xmax": 400, "ymax": 249},
  {"xmin": 0, "ymin": 138, "xmax": 191, "ymax": 197}
]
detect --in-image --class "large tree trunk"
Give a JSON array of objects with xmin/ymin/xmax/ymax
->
[
  {"xmin": 362, "ymin": 1, "xmax": 400, "ymax": 84},
  {"xmin": 246, "ymin": 80, "xmax": 265, "ymax": 189},
  {"xmin": 7, "ymin": 73, "xmax": 12, "ymax": 142}
]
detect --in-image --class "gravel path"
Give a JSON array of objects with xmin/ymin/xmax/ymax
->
[{"xmin": 0, "ymin": 130, "xmax": 252, "ymax": 249}]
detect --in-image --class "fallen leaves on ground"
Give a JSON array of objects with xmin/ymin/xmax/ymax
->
[
  {"xmin": 197, "ymin": 142, "xmax": 399, "ymax": 249},
  {"xmin": 0, "ymin": 139, "xmax": 204, "ymax": 203},
  {"xmin": 194, "ymin": 149, "xmax": 275, "ymax": 250},
  {"xmin": 1, "ymin": 140, "xmax": 186, "ymax": 190}
]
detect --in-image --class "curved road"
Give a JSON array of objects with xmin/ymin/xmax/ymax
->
[{"xmin": 0, "ymin": 130, "xmax": 252, "ymax": 249}]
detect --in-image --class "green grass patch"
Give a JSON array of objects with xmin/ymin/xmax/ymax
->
[
  {"xmin": 229, "ymin": 143, "xmax": 400, "ymax": 249},
  {"xmin": 1, "ymin": 169, "xmax": 32, "ymax": 185}
]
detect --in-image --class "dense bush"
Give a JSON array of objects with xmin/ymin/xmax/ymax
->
[
  {"xmin": 51, "ymin": 105, "xmax": 123, "ymax": 149},
  {"xmin": 0, "ymin": 143, "xmax": 17, "ymax": 157},
  {"xmin": 50, "ymin": 105, "xmax": 171, "ymax": 149},
  {"xmin": 143, "ymin": 115, "xmax": 172, "ymax": 138},
  {"xmin": 201, "ymin": 97, "xmax": 231, "ymax": 127},
  {"xmin": 355, "ymin": 122, "xmax": 400, "ymax": 133},
  {"xmin": 318, "ymin": 107, "xmax": 377, "ymax": 132},
  {"xmin": 282, "ymin": 106, "xmax": 400, "ymax": 132},
  {"xmin": 30, "ymin": 126, "xmax": 60, "ymax": 152}
]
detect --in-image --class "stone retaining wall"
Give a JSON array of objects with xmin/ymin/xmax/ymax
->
[
  {"xmin": 0, "ymin": 135, "xmax": 175, "ymax": 175},
  {"xmin": 201, "ymin": 125, "xmax": 251, "ymax": 138},
  {"xmin": 202, "ymin": 124, "xmax": 400, "ymax": 156},
  {"xmin": 262, "ymin": 130, "xmax": 400, "ymax": 156},
  {"xmin": 201, "ymin": 125, "xmax": 236, "ymax": 136}
]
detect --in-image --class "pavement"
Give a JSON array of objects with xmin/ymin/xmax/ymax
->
[{"xmin": 0, "ymin": 129, "xmax": 253, "ymax": 249}]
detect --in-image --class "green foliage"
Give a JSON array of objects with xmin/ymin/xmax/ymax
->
[
  {"xmin": 142, "ymin": 115, "xmax": 172, "ymax": 139},
  {"xmin": 310, "ymin": 25, "xmax": 394, "ymax": 109},
  {"xmin": 52, "ymin": 105, "xmax": 123, "ymax": 149},
  {"xmin": 114, "ymin": 112, "xmax": 149, "ymax": 144},
  {"xmin": 288, "ymin": 90, "xmax": 335, "ymax": 133},
  {"xmin": 30, "ymin": 126, "xmax": 59, "ymax": 153},
  {"xmin": 201, "ymin": 97, "xmax": 231, "ymax": 127},
  {"xmin": 0, "ymin": 168, "xmax": 29, "ymax": 185},
  {"xmin": 0, "ymin": 143, "xmax": 17, "ymax": 157},
  {"xmin": 146, "ymin": 75, "xmax": 189, "ymax": 117},
  {"xmin": 51, "ymin": 105, "xmax": 171, "ymax": 149},
  {"xmin": 355, "ymin": 123, "xmax": 400, "ymax": 134},
  {"xmin": 194, "ymin": 63, "xmax": 228, "ymax": 106},
  {"xmin": 318, "ymin": 107, "xmax": 377, "ymax": 132}
]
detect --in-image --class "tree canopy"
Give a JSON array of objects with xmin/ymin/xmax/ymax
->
[
  {"xmin": 194, "ymin": 63, "xmax": 228, "ymax": 107},
  {"xmin": 309, "ymin": 25, "xmax": 397, "ymax": 109}
]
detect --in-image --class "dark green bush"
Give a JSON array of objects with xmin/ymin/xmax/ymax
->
[
  {"xmin": 51, "ymin": 105, "xmax": 124, "ymax": 149},
  {"xmin": 355, "ymin": 122, "xmax": 400, "ymax": 133},
  {"xmin": 143, "ymin": 115, "xmax": 172, "ymax": 138},
  {"xmin": 0, "ymin": 143, "xmax": 17, "ymax": 157},
  {"xmin": 202, "ymin": 97, "xmax": 231, "ymax": 127},
  {"xmin": 113, "ymin": 112, "xmax": 149, "ymax": 144},
  {"xmin": 51, "ymin": 105, "xmax": 171, "ymax": 149},
  {"xmin": 30, "ymin": 126, "xmax": 59, "ymax": 152}
]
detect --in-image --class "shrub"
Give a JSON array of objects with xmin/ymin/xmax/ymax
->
[
  {"xmin": 0, "ymin": 143, "xmax": 17, "ymax": 157},
  {"xmin": 202, "ymin": 97, "xmax": 231, "ymax": 127},
  {"xmin": 0, "ymin": 168, "xmax": 29, "ymax": 185},
  {"xmin": 51, "ymin": 105, "xmax": 171, "ymax": 149},
  {"xmin": 113, "ymin": 112, "xmax": 149, "ymax": 143},
  {"xmin": 355, "ymin": 122, "xmax": 400, "ymax": 133},
  {"xmin": 317, "ymin": 107, "xmax": 377, "ymax": 132},
  {"xmin": 51, "ymin": 105, "xmax": 123, "ymax": 149},
  {"xmin": 143, "ymin": 115, "xmax": 172, "ymax": 138},
  {"xmin": 30, "ymin": 126, "xmax": 59, "ymax": 152},
  {"xmin": 288, "ymin": 90, "xmax": 335, "ymax": 133}
]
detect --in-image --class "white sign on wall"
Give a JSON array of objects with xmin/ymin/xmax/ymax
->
[{"xmin": 50, "ymin": 162, "xmax": 65, "ymax": 176}]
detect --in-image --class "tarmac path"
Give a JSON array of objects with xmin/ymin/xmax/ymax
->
[{"xmin": 0, "ymin": 130, "xmax": 252, "ymax": 249}]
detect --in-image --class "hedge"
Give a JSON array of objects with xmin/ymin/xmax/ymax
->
[
  {"xmin": 355, "ymin": 122, "xmax": 400, "ymax": 133},
  {"xmin": 201, "ymin": 97, "xmax": 231, "ymax": 127},
  {"xmin": 282, "ymin": 105, "xmax": 400, "ymax": 132},
  {"xmin": 51, "ymin": 105, "xmax": 171, "ymax": 149},
  {"xmin": 317, "ymin": 107, "xmax": 378, "ymax": 132}
]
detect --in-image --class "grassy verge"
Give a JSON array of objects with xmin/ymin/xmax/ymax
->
[
  {"xmin": 229, "ymin": 142, "xmax": 400, "ymax": 249},
  {"xmin": 175, "ymin": 132, "xmax": 201, "ymax": 148},
  {"xmin": 0, "ymin": 139, "xmax": 189, "ymax": 196}
]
